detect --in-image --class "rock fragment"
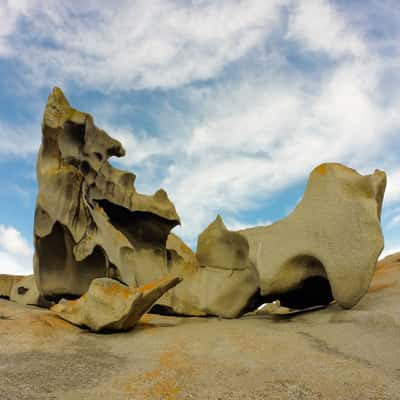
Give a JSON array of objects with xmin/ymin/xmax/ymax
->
[
  {"xmin": 51, "ymin": 275, "xmax": 182, "ymax": 332},
  {"xmin": 34, "ymin": 87, "xmax": 180, "ymax": 300}
]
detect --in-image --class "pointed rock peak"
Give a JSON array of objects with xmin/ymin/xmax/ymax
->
[
  {"xmin": 51, "ymin": 87, "xmax": 69, "ymax": 104},
  {"xmin": 197, "ymin": 215, "xmax": 249, "ymax": 270},
  {"xmin": 206, "ymin": 214, "xmax": 227, "ymax": 233}
]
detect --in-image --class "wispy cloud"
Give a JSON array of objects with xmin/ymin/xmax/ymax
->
[
  {"xmin": 286, "ymin": 0, "xmax": 367, "ymax": 58},
  {"xmin": 1, "ymin": 0, "xmax": 287, "ymax": 90}
]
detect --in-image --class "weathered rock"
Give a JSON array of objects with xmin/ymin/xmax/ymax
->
[
  {"xmin": 0, "ymin": 274, "xmax": 23, "ymax": 298},
  {"xmin": 9, "ymin": 275, "xmax": 43, "ymax": 306},
  {"xmin": 160, "ymin": 216, "xmax": 259, "ymax": 318},
  {"xmin": 240, "ymin": 163, "xmax": 386, "ymax": 309},
  {"xmin": 33, "ymin": 87, "xmax": 258, "ymax": 318},
  {"xmin": 51, "ymin": 275, "xmax": 182, "ymax": 332},
  {"xmin": 197, "ymin": 215, "xmax": 249, "ymax": 270},
  {"xmin": 33, "ymin": 87, "xmax": 387, "ymax": 318},
  {"xmin": 34, "ymin": 87, "xmax": 180, "ymax": 299}
]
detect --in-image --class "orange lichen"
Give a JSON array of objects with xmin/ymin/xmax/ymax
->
[
  {"xmin": 369, "ymin": 260, "xmax": 400, "ymax": 292},
  {"xmin": 314, "ymin": 164, "xmax": 328, "ymax": 175},
  {"xmin": 150, "ymin": 380, "xmax": 181, "ymax": 400},
  {"xmin": 99, "ymin": 282, "xmax": 133, "ymax": 299},
  {"xmin": 139, "ymin": 314, "xmax": 155, "ymax": 323},
  {"xmin": 136, "ymin": 280, "xmax": 160, "ymax": 293},
  {"xmin": 115, "ymin": 343, "xmax": 193, "ymax": 399},
  {"xmin": 368, "ymin": 282, "xmax": 396, "ymax": 293}
]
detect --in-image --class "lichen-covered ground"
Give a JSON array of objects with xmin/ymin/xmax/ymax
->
[{"xmin": 1, "ymin": 257, "xmax": 399, "ymax": 400}]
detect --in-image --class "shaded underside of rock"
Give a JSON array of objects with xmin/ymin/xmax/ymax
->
[
  {"xmin": 34, "ymin": 87, "xmax": 180, "ymax": 299},
  {"xmin": 240, "ymin": 163, "xmax": 386, "ymax": 309},
  {"xmin": 51, "ymin": 275, "xmax": 182, "ymax": 332}
]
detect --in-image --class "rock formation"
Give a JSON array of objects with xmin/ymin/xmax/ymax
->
[
  {"xmin": 32, "ymin": 87, "xmax": 387, "ymax": 320},
  {"xmin": 0, "ymin": 274, "xmax": 49, "ymax": 307},
  {"xmin": 51, "ymin": 276, "xmax": 181, "ymax": 332},
  {"xmin": 34, "ymin": 88, "xmax": 180, "ymax": 300},
  {"xmin": 9, "ymin": 275, "xmax": 45, "ymax": 306},
  {"xmin": 240, "ymin": 163, "xmax": 386, "ymax": 309},
  {"xmin": 33, "ymin": 88, "xmax": 259, "ymax": 319},
  {"xmin": 0, "ymin": 274, "xmax": 23, "ymax": 298},
  {"xmin": 164, "ymin": 216, "xmax": 259, "ymax": 318}
]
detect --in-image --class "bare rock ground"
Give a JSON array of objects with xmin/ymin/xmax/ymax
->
[{"xmin": 1, "ymin": 255, "xmax": 399, "ymax": 400}]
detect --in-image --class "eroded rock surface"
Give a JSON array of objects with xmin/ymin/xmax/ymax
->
[
  {"xmin": 51, "ymin": 275, "xmax": 181, "ymax": 332},
  {"xmin": 33, "ymin": 88, "xmax": 258, "ymax": 318},
  {"xmin": 9, "ymin": 275, "xmax": 45, "ymax": 306},
  {"xmin": 32, "ymin": 87, "xmax": 387, "ymax": 318},
  {"xmin": 162, "ymin": 216, "xmax": 259, "ymax": 318},
  {"xmin": 34, "ymin": 88, "xmax": 180, "ymax": 300},
  {"xmin": 240, "ymin": 163, "xmax": 386, "ymax": 309},
  {"xmin": 0, "ymin": 274, "xmax": 23, "ymax": 298}
]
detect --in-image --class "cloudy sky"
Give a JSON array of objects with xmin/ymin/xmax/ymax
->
[{"xmin": 0, "ymin": 0, "xmax": 399, "ymax": 275}]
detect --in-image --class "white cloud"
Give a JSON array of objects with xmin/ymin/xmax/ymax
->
[
  {"xmin": 160, "ymin": 57, "xmax": 399, "ymax": 243},
  {"xmin": 0, "ymin": 225, "xmax": 33, "ymax": 275},
  {"xmin": 286, "ymin": 0, "xmax": 366, "ymax": 58},
  {"xmin": 0, "ymin": 0, "xmax": 31, "ymax": 55},
  {"xmin": 2, "ymin": 0, "xmax": 287, "ymax": 90}
]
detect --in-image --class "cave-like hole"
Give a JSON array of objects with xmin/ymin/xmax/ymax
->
[
  {"xmin": 244, "ymin": 276, "xmax": 334, "ymax": 314},
  {"xmin": 270, "ymin": 276, "xmax": 333, "ymax": 309},
  {"xmin": 94, "ymin": 152, "xmax": 103, "ymax": 162},
  {"xmin": 64, "ymin": 121, "xmax": 85, "ymax": 147},
  {"xmin": 80, "ymin": 160, "xmax": 90, "ymax": 175}
]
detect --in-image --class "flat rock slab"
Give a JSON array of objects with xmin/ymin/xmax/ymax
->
[{"xmin": 1, "ymin": 261, "xmax": 400, "ymax": 400}]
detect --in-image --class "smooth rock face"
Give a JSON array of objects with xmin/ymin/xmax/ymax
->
[
  {"xmin": 34, "ymin": 88, "xmax": 180, "ymax": 299},
  {"xmin": 51, "ymin": 276, "xmax": 182, "ymax": 332},
  {"xmin": 240, "ymin": 163, "xmax": 386, "ymax": 309}
]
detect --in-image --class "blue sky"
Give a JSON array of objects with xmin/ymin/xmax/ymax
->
[{"xmin": 0, "ymin": 0, "xmax": 399, "ymax": 275}]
